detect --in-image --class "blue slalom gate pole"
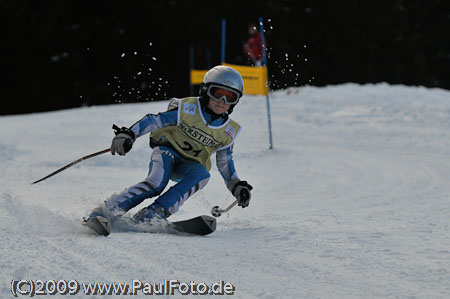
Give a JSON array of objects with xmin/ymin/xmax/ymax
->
[
  {"xmin": 259, "ymin": 17, "xmax": 274, "ymax": 149},
  {"xmin": 221, "ymin": 19, "xmax": 226, "ymax": 63}
]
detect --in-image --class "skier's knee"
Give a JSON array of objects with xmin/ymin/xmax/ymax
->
[
  {"xmin": 193, "ymin": 165, "xmax": 210, "ymax": 181},
  {"xmin": 149, "ymin": 181, "xmax": 166, "ymax": 195}
]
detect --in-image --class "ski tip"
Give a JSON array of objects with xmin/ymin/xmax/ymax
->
[
  {"xmin": 201, "ymin": 215, "xmax": 217, "ymax": 233},
  {"xmin": 82, "ymin": 216, "xmax": 111, "ymax": 236},
  {"xmin": 171, "ymin": 215, "xmax": 217, "ymax": 236}
]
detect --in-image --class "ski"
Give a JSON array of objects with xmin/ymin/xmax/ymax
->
[
  {"xmin": 83, "ymin": 215, "xmax": 216, "ymax": 236},
  {"xmin": 170, "ymin": 215, "xmax": 216, "ymax": 236},
  {"xmin": 82, "ymin": 215, "xmax": 112, "ymax": 236}
]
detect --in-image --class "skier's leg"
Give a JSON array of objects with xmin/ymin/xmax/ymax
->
[
  {"xmin": 132, "ymin": 159, "xmax": 210, "ymax": 222},
  {"xmin": 87, "ymin": 147, "xmax": 175, "ymax": 222}
]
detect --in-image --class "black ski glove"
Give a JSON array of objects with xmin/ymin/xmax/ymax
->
[
  {"xmin": 231, "ymin": 180, "xmax": 253, "ymax": 208},
  {"xmin": 111, "ymin": 124, "xmax": 136, "ymax": 156}
]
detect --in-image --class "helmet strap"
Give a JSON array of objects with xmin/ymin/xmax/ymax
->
[{"xmin": 227, "ymin": 104, "xmax": 236, "ymax": 115}]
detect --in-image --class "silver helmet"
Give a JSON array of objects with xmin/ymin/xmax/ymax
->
[
  {"xmin": 199, "ymin": 65, "xmax": 244, "ymax": 114},
  {"xmin": 202, "ymin": 65, "xmax": 244, "ymax": 97}
]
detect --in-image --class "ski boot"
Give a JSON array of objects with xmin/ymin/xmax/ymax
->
[
  {"xmin": 83, "ymin": 205, "xmax": 121, "ymax": 236},
  {"xmin": 131, "ymin": 202, "xmax": 170, "ymax": 224}
]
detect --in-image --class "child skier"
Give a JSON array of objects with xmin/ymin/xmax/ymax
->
[{"xmin": 84, "ymin": 65, "xmax": 253, "ymax": 234}]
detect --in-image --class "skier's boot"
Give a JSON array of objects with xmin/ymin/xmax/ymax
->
[
  {"xmin": 83, "ymin": 205, "xmax": 121, "ymax": 236},
  {"xmin": 131, "ymin": 202, "xmax": 170, "ymax": 224}
]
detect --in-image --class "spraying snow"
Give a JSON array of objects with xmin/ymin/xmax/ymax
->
[{"xmin": 1, "ymin": 83, "xmax": 450, "ymax": 298}]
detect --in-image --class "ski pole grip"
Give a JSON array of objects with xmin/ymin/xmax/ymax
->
[
  {"xmin": 123, "ymin": 139, "xmax": 133, "ymax": 153},
  {"xmin": 240, "ymin": 190, "xmax": 249, "ymax": 201}
]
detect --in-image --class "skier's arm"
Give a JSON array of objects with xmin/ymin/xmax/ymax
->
[
  {"xmin": 216, "ymin": 146, "xmax": 239, "ymax": 185},
  {"xmin": 129, "ymin": 109, "xmax": 178, "ymax": 138},
  {"xmin": 216, "ymin": 147, "xmax": 253, "ymax": 208},
  {"xmin": 111, "ymin": 99, "xmax": 179, "ymax": 156}
]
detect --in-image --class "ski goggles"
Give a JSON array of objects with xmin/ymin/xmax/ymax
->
[{"xmin": 206, "ymin": 85, "xmax": 240, "ymax": 105}]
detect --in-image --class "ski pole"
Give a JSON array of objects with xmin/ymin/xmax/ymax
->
[
  {"xmin": 31, "ymin": 124, "xmax": 130, "ymax": 185},
  {"xmin": 31, "ymin": 148, "xmax": 110, "ymax": 185},
  {"xmin": 211, "ymin": 199, "xmax": 238, "ymax": 218}
]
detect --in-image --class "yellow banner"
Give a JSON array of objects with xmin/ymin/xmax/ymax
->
[
  {"xmin": 223, "ymin": 63, "xmax": 269, "ymax": 96},
  {"xmin": 190, "ymin": 69, "xmax": 208, "ymax": 85},
  {"xmin": 190, "ymin": 63, "xmax": 269, "ymax": 96}
]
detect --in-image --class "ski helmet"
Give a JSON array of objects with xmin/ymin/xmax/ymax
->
[{"xmin": 199, "ymin": 65, "xmax": 244, "ymax": 114}]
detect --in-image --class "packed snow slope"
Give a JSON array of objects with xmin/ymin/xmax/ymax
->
[{"xmin": 1, "ymin": 83, "xmax": 450, "ymax": 298}]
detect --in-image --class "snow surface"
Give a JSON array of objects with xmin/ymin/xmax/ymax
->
[{"xmin": 1, "ymin": 83, "xmax": 450, "ymax": 298}]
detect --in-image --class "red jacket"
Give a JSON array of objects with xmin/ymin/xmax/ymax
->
[{"xmin": 244, "ymin": 32, "xmax": 262, "ymax": 61}]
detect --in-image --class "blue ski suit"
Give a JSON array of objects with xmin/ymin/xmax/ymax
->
[{"xmin": 104, "ymin": 98, "xmax": 241, "ymax": 218}]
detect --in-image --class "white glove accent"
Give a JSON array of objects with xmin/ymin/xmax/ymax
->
[{"xmin": 111, "ymin": 133, "xmax": 134, "ymax": 156}]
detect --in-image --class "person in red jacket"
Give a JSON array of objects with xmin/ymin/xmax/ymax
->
[{"xmin": 243, "ymin": 23, "xmax": 263, "ymax": 66}]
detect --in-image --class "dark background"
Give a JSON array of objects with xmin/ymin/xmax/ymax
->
[{"xmin": 1, "ymin": 0, "xmax": 449, "ymax": 115}]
